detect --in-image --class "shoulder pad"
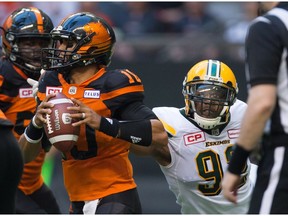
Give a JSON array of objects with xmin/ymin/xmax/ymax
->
[{"xmin": 104, "ymin": 69, "xmax": 142, "ymax": 91}]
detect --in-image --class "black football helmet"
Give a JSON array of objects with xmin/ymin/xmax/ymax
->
[
  {"xmin": 1, "ymin": 7, "xmax": 54, "ymax": 79},
  {"xmin": 41, "ymin": 12, "xmax": 116, "ymax": 73}
]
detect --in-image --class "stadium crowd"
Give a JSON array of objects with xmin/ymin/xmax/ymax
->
[{"xmin": 0, "ymin": 2, "xmax": 258, "ymax": 63}]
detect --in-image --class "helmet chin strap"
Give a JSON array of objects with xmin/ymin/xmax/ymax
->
[
  {"xmin": 191, "ymin": 102, "xmax": 229, "ymax": 130},
  {"xmin": 25, "ymin": 63, "xmax": 41, "ymax": 71},
  {"xmin": 194, "ymin": 113, "xmax": 222, "ymax": 130}
]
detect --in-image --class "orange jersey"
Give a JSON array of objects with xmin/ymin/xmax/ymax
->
[
  {"xmin": 0, "ymin": 59, "xmax": 45, "ymax": 195},
  {"xmin": 0, "ymin": 109, "xmax": 7, "ymax": 120},
  {"xmin": 38, "ymin": 68, "xmax": 145, "ymax": 201}
]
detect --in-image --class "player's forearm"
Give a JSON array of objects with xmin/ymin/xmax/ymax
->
[
  {"xmin": 130, "ymin": 120, "xmax": 168, "ymax": 155},
  {"xmin": 130, "ymin": 144, "xmax": 153, "ymax": 156},
  {"xmin": 237, "ymin": 85, "xmax": 276, "ymax": 150},
  {"xmin": 130, "ymin": 142, "xmax": 171, "ymax": 166},
  {"xmin": 19, "ymin": 131, "xmax": 42, "ymax": 163},
  {"xmin": 151, "ymin": 119, "xmax": 168, "ymax": 147}
]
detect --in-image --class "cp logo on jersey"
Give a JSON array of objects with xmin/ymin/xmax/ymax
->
[
  {"xmin": 227, "ymin": 129, "xmax": 240, "ymax": 139},
  {"xmin": 184, "ymin": 131, "xmax": 205, "ymax": 146},
  {"xmin": 46, "ymin": 87, "xmax": 62, "ymax": 95},
  {"xmin": 19, "ymin": 88, "xmax": 33, "ymax": 98}
]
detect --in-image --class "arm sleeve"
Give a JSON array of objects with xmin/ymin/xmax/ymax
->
[
  {"xmin": 245, "ymin": 17, "xmax": 283, "ymax": 87},
  {"xmin": 116, "ymin": 101, "xmax": 158, "ymax": 120}
]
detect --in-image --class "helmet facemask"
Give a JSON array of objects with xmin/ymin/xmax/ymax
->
[
  {"xmin": 184, "ymin": 82, "xmax": 236, "ymax": 130},
  {"xmin": 8, "ymin": 37, "xmax": 51, "ymax": 78},
  {"xmin": 42, "ymin": 31, "xmax": 97, "ymax": 72},
  {"xmin": 1, "ymin": 7, "xmax": 54, "ymax": 79},
  {"xmin": 182, "ymin": 59, "xmax": 238, "ymax": 130},
  {"xmin": 41, "ymin": 13, "xmax": 116, "ymax": 74}
]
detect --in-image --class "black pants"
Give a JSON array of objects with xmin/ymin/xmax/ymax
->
[
  {"xmin": 16, "ymin": 183, "xmax": 61, "ymax": 214},
  {"xmin": 71, "ymin": 188, "xmax": 142, "ymax": 214},
  {"xmin": 0, "ymin": 128, "xmax": 23, "ymax": 213},
  {"xmin": 249, "ymin": 144, "xmax": 288, "ymax": 213}
]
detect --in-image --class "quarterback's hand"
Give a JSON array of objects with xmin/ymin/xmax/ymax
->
[
  {"xmin": 33, "ymin": 93, "xmax": 56, "ymax": 127},
  {"xmin": 221, "ymin": 171, "xmax": 241, "ymax": 204},
  {"xmin": 68, "ymin": 98, "xmax": 102, "ymax": 129},
  {"xmin": 27, "ymin": 69, "xmax": 46, "ymax": 98}
]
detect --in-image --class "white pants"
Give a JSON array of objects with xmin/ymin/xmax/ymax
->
[{"xmin": 83, "ymin": 199, "xmax": 100, "ymax": 214}]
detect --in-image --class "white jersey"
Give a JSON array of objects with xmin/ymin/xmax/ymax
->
[{"xmin": 153, "ymin": 99, "xmax": 253, "ymax": 214}]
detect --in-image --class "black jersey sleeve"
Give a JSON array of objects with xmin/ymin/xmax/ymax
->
[
  {"xmin": 102, "ymin": 69, "xmax": 145, "ymax": 116},
  {"xmin": 116, "ymin": 101, "xmax": 158, "ymax": 120},
  {"xmin": 245, "ymin": 17, "xmax": 283, "ymax": 87}
]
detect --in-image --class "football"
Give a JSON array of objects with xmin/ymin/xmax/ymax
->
[{"xmin": 44, "ymin": 92, "xmax": 80, "ymax": 152}]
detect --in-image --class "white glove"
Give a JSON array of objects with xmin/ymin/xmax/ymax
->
[{"xmin": 27, "ymin": 69, "xmax": 46, "ymax": 98}]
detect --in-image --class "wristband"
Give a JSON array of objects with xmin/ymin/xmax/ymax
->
[
  {"xmin": 228, "ymin": 144, "xmax": 251, "ymax": 175},
  {"xmin": 24, "ymin": 120, "xmax": 43, "ymax": 144},
  {"xmin": 99, "ymin": 117, "xmax": 120, "ymax": 137},
  {"xmin": 32, "ymin": 116, "xmax": 43, "ymax": 129}
]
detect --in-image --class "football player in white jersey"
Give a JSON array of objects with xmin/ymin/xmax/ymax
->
[{"xmin": 131, "ymin": 59, "xmax": 256, "ymax": 214}]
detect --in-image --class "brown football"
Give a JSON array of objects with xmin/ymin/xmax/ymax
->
[{"xmin": 44, "ymin": 92, "xmax": 80, "ymax": 152}]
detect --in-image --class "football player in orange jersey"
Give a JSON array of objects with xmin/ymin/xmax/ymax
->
[
  {"xmin": 0, "ymin": 109, "xmax": 23, "ymax": 213},
  {"xmin": 19, "ymin": 12, "xmax": 168, "ymax": 214},
  {"xmin": 0, "ymin": 7, "xmax": 61, "ymax": 213}
]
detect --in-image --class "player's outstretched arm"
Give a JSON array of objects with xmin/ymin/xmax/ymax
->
[
  {"xmin": 150, "ymin": 119, "xmax": 168, "ymax": 147},
  {"xmin": 68, "ymin": 98, "xmax": 168, "ymax": 147},
  {"xmin": 130, "ymin": 119, "xmax": 168, "ymax": 154}
]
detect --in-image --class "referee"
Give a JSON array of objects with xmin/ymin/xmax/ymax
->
[
  {"xmin": 222, "ymin": 2, "xmax": 288, "ymax": 214},
  {"xmin": 0, "ymin": 109, "xmax": 23, "ymax": 213}
]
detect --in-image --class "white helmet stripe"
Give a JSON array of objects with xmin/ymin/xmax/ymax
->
[{"xmin": 207, "ymin": 60, "xmax": 221, "ymax": 78}]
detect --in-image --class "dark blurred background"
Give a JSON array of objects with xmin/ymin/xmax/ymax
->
[{"xmin": 0, "ymin": 1, "xmax": 258, "ymax": 213}]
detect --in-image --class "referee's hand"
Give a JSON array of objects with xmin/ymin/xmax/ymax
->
[{"xmin": 221, "ymin": 171, "xmax": 241, "ymax": 204}]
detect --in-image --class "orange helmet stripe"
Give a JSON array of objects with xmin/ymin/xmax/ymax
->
[
  {"xmin": 3, "ymin": 15, "xmax": 13, "ymax": 30},
  {"xmin": 30, "ymin": 7, "xmax": 44, "ymax": 33}
]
